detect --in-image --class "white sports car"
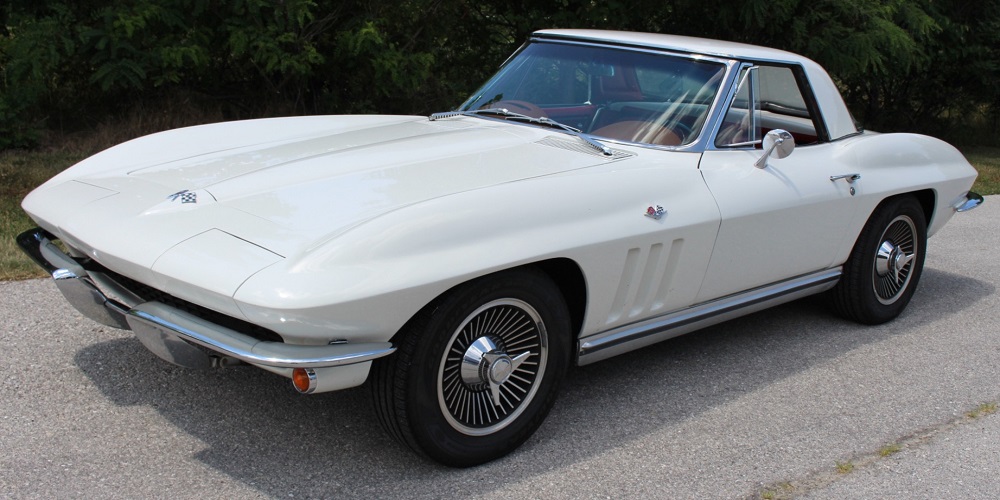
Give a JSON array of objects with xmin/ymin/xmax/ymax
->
[{"xmin": 18, "ymin": 29, "xmax": 982, "ymax": 466}]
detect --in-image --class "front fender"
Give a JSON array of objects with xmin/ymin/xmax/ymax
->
[{"xmin": 234, "ymin": 153, "xmax": 720, "ymax": 344}]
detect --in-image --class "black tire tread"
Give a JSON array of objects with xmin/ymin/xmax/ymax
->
[
  {"xmin": 830, "ymin": 195, "xmax": 927, "ymax": 324},
  {"xmin": 369, "ymin": 267, "xmax": 570, "ymax": 467},
  {"xmin": 370, "ymin": 302, "xmax": 435, "ymax": 458}
]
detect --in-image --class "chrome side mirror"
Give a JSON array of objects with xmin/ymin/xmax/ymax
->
[{"xmin": 754, "ymin": 129, "xmax": 795, "ymax": 169}]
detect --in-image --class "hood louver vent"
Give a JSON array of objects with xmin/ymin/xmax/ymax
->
[{"xmin": 536, "ymin": 136, "xmax": 634, "ymax": 160}]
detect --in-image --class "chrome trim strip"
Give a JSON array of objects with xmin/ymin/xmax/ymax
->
[
  {"xmin": 17, "ymin": 228, "xmax": 131, "ymax": 329},
  {"xmin": 88, "ymin": 271, "xmax": 145, "ymax": 308},
  {"xmin": 52, "ymin": 269, "xmax": 132, "ymax": 329},
  {"xmin": 17, "ymin": 227, "xmax": 396, "ymax": 369},
  {"xmin": 954, "ymin": 191, "xmax": 984, "ymax": 213},
  {"xmin": 829, "ymin": 173, "xmax": 861, "ymax": 184},
  {"xmin": 17, "ymin": 228, "xmax": 71, "ymax": 274},
  {"xmin": 706, "ymin": 61, "xmax": 756, "ymax": 151},
  {"xmin": 296, "ymin": 368, "xmax": 318, "ymax": 394},
  {"xmin": 127, "ymin": 302, "xmax": 396, "ymax": 369},
  {"xmin": 522, "ymin": 38, "xmax": 738, "ymax": 153},
  {"xmin": 577, "ymin": 268, "xmax": 841, "ymax": 365}
]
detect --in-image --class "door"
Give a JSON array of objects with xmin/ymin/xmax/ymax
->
[{"xmin": 695, "ymin": 64, "xmax": 860, "ymax": 302}]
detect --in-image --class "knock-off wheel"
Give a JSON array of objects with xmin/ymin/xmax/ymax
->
[
  {"xmin": 371, "ymin": 268, "xmax": 570, "ymax": 467},
  {"xmin": 441, "ymin": 298, "xmax": 548, "ymax": 435},
  {"xmin": 873, "ymin": 215, "xmax": 918, "ymax": 305},
  {"xmin": 831, "ymin": 195, "xmax": 927, "ymax": 324}
]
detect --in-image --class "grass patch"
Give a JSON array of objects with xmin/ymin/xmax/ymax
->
[
  {"xmin": 0, "ymin": 150, "xmax": 84, "ymax": 280},
  {"xmin": 966, "ymin": 402, "xmax": 998, "ymax": 419},
  {"xmin": 963, "ymin": 146, "xmax": 1000, "ymax": 196},
  {"xmin": 878, "ymin": 443, "xmax": 902, "ymax": 457},
  {"xmin": 834, "ymin": 460, "xmax": 854, "ymax": 474},
  {"xmin": 758, "ymin": 482, "xmax": 794, "ymax": 499}
]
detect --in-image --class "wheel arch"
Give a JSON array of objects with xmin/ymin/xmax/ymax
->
[
  {"xmin": 532, "ymin": 258, "xmax": 588, "ymax": 340},
  {"xmin": 861, "ymin": 189, "xmax": 934, "ymax": 232},
  {"xmin": 388, "ymin": 258, "xmax": 588, "ymax": 344},
  {"xmin": 910, "ymin": 188, "xmax": 936, "ymax": 228},
  {"xmin": 369, "ymin": 258, "xmax": 578, "ymax": 466},
  {"xmin": 875, "ymin": 189, "xmax": 936, "ymax": 239}
]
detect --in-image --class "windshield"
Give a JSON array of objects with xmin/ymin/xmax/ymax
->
[{"xmin": 460, "ymin": 42, "xmax": 727, "ymax": 147}]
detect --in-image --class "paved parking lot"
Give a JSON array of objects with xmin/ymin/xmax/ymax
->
[{"xmin": 2, "ymin": 196, "xmax": 997, "ymax": 499}]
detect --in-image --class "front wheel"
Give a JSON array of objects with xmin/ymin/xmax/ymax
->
[
  {"xmin": 371, "ymin": 268, "xmax": 571, "ymax": 466},
  {"xmin": 830, "ymin": 195, "xmax": 927, "ymax": 324}
]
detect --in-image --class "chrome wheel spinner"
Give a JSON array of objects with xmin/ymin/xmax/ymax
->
[
  {"xmin": 437, "ymin": 299, "xmax": 547, "ymax": 436},
  {"xmin": 872, "ymin": 215, "xmax": 918, "ymax": 305}
]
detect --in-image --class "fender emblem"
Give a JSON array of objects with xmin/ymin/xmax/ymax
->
[
  {"xmin": 645, "ymin": 205, "xmax": 665, "ymax": 220},
  {"xmin": 167, "ymin": 189, "xmax": 197, "ymax": 204}
]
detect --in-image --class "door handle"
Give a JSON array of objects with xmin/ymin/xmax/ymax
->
[{"xmin": 830, "ymin": 173, "xmax": 861, "ymax": 184}]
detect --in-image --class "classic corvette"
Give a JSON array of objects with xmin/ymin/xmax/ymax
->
[{"xmin": 18, "ymin": 29, "xmax": 982, "ymax": 466}]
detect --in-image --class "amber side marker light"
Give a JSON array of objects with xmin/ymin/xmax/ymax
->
[{"xmin": 292, "ymin": 368, "xmax": 316, "ymax": 394}]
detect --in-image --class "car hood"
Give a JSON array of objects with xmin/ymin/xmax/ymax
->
[{"xmin": 23, "ymin": 115, "xmax": 633, "ymax": 302}]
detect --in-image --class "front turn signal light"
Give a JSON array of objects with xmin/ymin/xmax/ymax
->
[{"xmin": 292, "ymin": 368, "xmax": 316, "ymax": 394}]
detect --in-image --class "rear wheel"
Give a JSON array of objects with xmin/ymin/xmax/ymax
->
[
  {"xmin": 831, "ymin": 195, "xmax": 927, "ymax": 324},
  {"xmin": 371, "ymin": 268, "xmax": 570, "ymax": 467}
]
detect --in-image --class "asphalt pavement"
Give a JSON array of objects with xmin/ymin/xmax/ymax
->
[{"xmin": 1, "ymin": 196, "xmax": 998, "ymax": 499}]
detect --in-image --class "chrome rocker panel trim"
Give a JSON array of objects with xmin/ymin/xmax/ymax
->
[
  {"xmin": 16, "ymin": 227, "xmax": 395, "ymax": 370},
  {"xmin": 577, "ymin": 268, "xmax": 842, "ymax": 365}
]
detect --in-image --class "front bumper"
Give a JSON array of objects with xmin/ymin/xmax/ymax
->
[
  {"xmin": 954, "ymin": 191, "xmax": 984, "ymax": 212},
  {"xmin": 17, "ymin": 228, "xmax": 395, "ymax": 378}
]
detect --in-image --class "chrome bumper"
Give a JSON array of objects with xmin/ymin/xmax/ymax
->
[
  {"xmin": 954, "ymin": 191, "xmax": 984, "ymax": 212},
  {"xmin": 16, "ymin": 228, "xmax": 395, "ymax": 371}
]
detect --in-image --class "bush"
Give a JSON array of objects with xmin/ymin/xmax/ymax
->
[{"xmin": 1, "ymin": 0, "xmax": 998, "ymax": 149}]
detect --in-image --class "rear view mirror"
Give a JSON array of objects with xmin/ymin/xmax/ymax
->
[{"xmin": 754, "ymin": 129, "xmax": 795, "ymax": 169}]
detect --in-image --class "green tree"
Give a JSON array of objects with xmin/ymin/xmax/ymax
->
[{"xmin": 1, "ymin": 0, "xmax": 998, "ymax": 150}]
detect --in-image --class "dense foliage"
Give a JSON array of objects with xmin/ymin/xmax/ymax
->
[{"xmin": 2, "ymin": 0, "xmax": 998, "ymax": 150}]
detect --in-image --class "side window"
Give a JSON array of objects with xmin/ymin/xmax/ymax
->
[
  {"xmin": 715, "ymin": 67, "xmax": 759, "ymax": 147},
  {"xmin": 715, "ymin": 64, "xmax": 821, "ymax": 148},
  {"xmin": 757, "ymin": 66, "xmax": 819, "ymax": 144}
]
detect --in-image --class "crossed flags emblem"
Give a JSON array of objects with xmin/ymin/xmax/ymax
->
[{"xmin": 167, "ymin": 189, "xmax": 197, "ymax": 204}]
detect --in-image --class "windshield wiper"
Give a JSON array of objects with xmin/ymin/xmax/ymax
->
[{"xmin": 430, "ymin": 108, "xmax": 613, "ymax": 156}]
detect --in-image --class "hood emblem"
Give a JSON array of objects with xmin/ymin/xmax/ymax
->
[
  {"xmin": 645, "ymin": 205, "xmax": 665, "ymax": 220},
  {"xmin": 167, "ymin": 189, "xmax": 197, "ymax": 204}
]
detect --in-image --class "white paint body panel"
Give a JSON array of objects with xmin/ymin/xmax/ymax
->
[
  {"xmin": 20, "ymin": 30, "xmax": 980, "ymax": 391},
  {"xmin": 697, "ymin": 142, "xmax": 859, "ymax": 299}
]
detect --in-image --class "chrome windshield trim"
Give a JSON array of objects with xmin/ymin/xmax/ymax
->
[
  {"xmin": 526, "ymin": 36, "xmax": 734, "ymax": 67},
  {"xmin": 460, "ymin": 38, "xmax": 737, "ymax": 154},
  {"xmin": 577, "ymin": 268, "xmax": 842, "ymax": 365}
]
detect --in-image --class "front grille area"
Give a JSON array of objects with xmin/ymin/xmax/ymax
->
[{"xmin": 83, "ymin": 260, "xmax": 285, "ymax": 344}]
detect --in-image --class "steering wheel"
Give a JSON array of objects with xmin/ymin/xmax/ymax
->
[
  {"xmin": 670, "ymin": 122, "xmax": 693, "ymax": 144},
  {"xmin": 489, "ymin": 100, "xmax": 548, "ymax": 119}
]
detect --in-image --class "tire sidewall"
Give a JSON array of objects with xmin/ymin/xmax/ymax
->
[
  {"xmin": 846, "ymin": 196, "xmax": 928, "ymax": 323},
  {"xmin": 403, "ymin": 269, "xmax": 571, "ymax": 466}
]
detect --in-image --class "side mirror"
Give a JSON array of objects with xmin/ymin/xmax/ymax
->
[{"xmin": 754, "ymin": 129, "xmax": 795, "ymax": 169}]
